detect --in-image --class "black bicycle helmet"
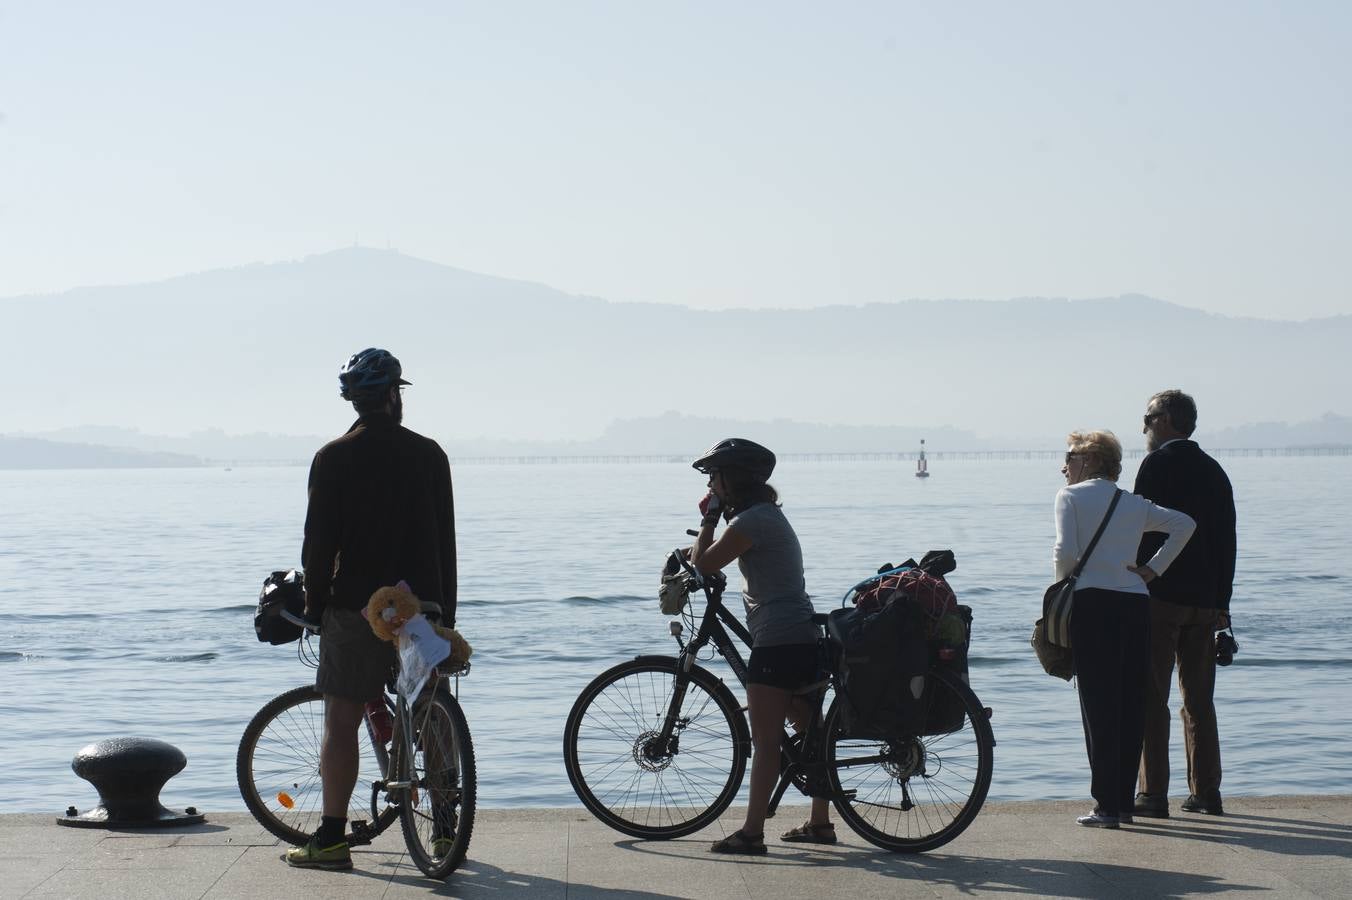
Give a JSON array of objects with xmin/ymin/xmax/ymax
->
[
  {"xmin": 338, "ymin": 347, "xmax": 411, "ymax": 400},
  {"xmin": 691, "ymin": 438, "xmax": 776, "ymax": 482}
]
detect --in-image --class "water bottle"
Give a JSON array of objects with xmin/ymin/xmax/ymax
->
[{"xmin": 365, "ymin": 700, "xmax": 393, "ymax": 744}]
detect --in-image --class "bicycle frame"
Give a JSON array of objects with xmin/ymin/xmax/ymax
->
[
  {"xmin": 276, "ymin": 610, "xmax": 466, "ymax": 847},
  {"xmin": 566, "ymin": 543, "xmax": 993, "ymax": 851},
  {"xmin": 374, "ymin": 669, "xmax": 466, "ymax": 812},
  {"xmin": 660, "ymin": 560, "xmax": 851, "ymax": 816}
]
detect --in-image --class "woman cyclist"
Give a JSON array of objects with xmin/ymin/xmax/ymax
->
[{"xmin": 689, "ymin": 438, "xmax": 834, "ymax": 854}]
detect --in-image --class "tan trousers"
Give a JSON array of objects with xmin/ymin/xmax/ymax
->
[{"xmin": 1138, "ymin": 597, "xmax": 1223, "ymax": 798}]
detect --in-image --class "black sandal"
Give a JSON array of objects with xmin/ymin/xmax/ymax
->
[
  {"xmin": 780, "ymin": 821, "xmax": 837, "ymax": 844},
  {"xmin": 710, "ymin": 829, "xmax": 767, "ymax": 855}
]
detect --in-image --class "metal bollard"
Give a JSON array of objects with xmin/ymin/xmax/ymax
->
[{"xmin": 58, "ymin": 737, "xmax": 205, "ymax": 828}]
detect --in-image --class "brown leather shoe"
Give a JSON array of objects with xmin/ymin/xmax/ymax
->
[
  {"xmin": 1181, "ymin": 792, "xmax": 1224, "ymax": 815},
  {"xmin": 1133, "ymin": 792, "xmax": 1170, "ymax": 818}
]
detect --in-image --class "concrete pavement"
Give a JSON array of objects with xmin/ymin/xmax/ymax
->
[{"xmin": 2, "ymin": 797, "xmax": 1350, "ymax": 899}]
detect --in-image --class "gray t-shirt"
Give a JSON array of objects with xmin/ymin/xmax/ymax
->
[{"xmin": 727, "ymin": 503, "xmax": 819, "ymax": 647}]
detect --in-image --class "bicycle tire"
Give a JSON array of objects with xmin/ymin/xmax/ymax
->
[
  {"xmin": 236, "ymin": 685, "xmax": 398, "ymax": 846},
  {"xmin": 825, "ymin": 668, "xmax": 993, "ymax": 853},
  {"xmin": 563, "ymin": 657, "xmax": 749, "ymax": 839},
  {"xmin": 398, "ymin": 685, "xmax": 477, "ymax": 879}
]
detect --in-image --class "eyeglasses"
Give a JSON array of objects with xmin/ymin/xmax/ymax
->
[
  {"xmin": 1143, "ymin": 411, "xmax": 1163, "ymax": 427},
  {"xmin": 1064, "ymin": 452, "xmax": 1082, "ymax": 465}
]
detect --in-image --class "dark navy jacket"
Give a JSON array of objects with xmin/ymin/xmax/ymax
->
[
  {"xmin": 302, "ymin": 412, "xmax": 457, "ymax": 624},
  {"xmin": 1134, "ymin": 440, "xmax": 1236, "ymax": 612}
]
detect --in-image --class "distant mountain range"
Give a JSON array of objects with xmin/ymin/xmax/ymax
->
[
  {"xmin": 8, "ymin": 247, "xmax": 1351, "ymax": 453},
  {"xmin": 0, "ymin": 435, "xmax": 200, "ymax": 469},
  {"xmin": 5, "ymin": 411, "xmax": 1350, "ymax": 469}
]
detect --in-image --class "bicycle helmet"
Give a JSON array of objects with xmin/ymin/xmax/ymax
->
[
  {"xmin": 691, "ymin": 438, "xmax": 776, "ymax": 482},
  {"xmin": 338, "ymin": 347, "xmax": 411, "ymax": 400}
]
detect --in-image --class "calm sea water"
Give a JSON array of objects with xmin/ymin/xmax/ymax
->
[{"xmin": 2, "ymin": 455, "xmax": 1349, "ymax": 815}]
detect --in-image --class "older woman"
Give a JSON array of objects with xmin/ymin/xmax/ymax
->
[{"xmin": 1055, "ymin": 430, "xmax": 1195, "ymax": 828}]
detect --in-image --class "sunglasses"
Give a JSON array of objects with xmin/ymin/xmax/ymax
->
[
  {"xmin": 1143, "ymin": 411, "xmax": 1163, "ymax": 426},
  {"xmin": 1064, "ymin": 452, "xmax": 1082, "ymax": 465}
]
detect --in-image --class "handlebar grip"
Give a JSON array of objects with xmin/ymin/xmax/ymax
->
[{"xmin": 686, "ymin": 529, "xmax": 699, "ymax": 537}]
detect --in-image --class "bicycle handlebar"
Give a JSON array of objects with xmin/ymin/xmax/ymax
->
[
  {"xmin": 280, "ymin": 607, "xmax": 322, "ymax": 634},
  {"xmin": 281, "ymin": 602, "xmax": 443, "ymax": 635},
  {"xmin": 672, "ymin": 544, "xmax": 727, "ymax": 595}
]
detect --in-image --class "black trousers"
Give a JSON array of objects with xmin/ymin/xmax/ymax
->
[{"xmin": 1070, "ymin": 588, "xmax": 1150, "ymax": 817}]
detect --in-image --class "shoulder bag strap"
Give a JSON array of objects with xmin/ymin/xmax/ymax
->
[{"xmin": 1070, "ymin": 488, "xmax": 1123, "ymax": 581}]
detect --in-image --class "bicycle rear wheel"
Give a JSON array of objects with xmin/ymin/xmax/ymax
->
[
  {"xmin": 236, "ymin": 685, "xmax": 397, "ymax": 845},
  {"xmin": 397, "ymin": 684, "xmax": 477, "ymax": 879},
  {"xmin": 825, "ymin": 668, "xmax": 993, "ymax": 853},
  {"xmin": 563, "ymin": 657, "xmax": 749, "ymax": 839}
]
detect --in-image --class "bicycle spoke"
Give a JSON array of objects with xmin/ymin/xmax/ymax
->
[
  {"xmin": 565, "ymin": 660, "xmax": 745, "ymax": 838},
  {"xmin": 825, "ymin": 672, "xmax": 993, "ymax": 852}
]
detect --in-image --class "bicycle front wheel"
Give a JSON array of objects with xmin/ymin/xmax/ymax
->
[
  {"xmin": 563, "ymin": 657, "xmax": 749, "ymax": 839},
  {"xmin": 236, "ymin": 685, "xmax": 397, "ymax": 846},
  {"xmin": 826, "ymin": 668, "xmax": 994, "ymax": 853},
  {"xmin": 397, "ymin": 684, "xmax": 477, "ymax": 880}
]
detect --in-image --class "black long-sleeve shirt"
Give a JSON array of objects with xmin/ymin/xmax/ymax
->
[
  {"xmin": 1134, "ymin": 439, "xmax": 1236, "ymax": 612},
  {"xmin": 302, "ymin": 412, "xmax": 457, "ymax": 625}
]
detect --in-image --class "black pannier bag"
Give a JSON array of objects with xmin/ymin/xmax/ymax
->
[
  {"xmin": 254, "ymin": 569, "xmax": 306, "ymax": 645},
  {"xmin": 829, "ymin": 596, "xmax": 931, "ymax": 740},
  {"xmin": 830, "ymin": 550, "xmax": 973, "ymax": 739},
  {"xmin": 923, "ymin": 604, "xmax": 973, "ymax": 734}
]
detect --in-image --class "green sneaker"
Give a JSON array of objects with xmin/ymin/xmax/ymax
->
[{"xmin": 284, "ymin": 836, "xmax": 353, "ymax": 870}]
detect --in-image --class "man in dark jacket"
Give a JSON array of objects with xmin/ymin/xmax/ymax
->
[
  {"xmin": 1133, "ymin": 390, "xmax": 1236, "ymax": 818},
  {"xmin": 286, "ymin": 348, "xmax": 457, "ymax": 870}
]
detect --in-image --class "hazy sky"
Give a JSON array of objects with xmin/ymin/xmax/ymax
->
[{"xmin": 2, "ymin": 1, "xmax": 1349, "ymax": 319}]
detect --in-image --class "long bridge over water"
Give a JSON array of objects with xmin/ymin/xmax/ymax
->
[
  {"xmin": 213, "ymin": 446, "xmax": 1351, "ymax": 467},
  {"xmin": 443, "ymin": 446, "xmax": 1351, "ymax": 465}
]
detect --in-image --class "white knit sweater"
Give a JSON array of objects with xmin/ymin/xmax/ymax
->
[{"xmin": 1053, "ymin": 477, "xmax": 1196, "ymax": 594}]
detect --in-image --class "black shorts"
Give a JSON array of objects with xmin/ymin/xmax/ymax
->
[{"xmin": 747, "ymin": 643, "xmax": 821, "ymax": 690}]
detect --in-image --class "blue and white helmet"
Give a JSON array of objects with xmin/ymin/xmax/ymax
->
[{"xmin": 338, "ymin": 348, "xmax": 411, "ymax": 400}]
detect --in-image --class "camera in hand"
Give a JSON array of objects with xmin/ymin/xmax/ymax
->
[{"xmin": 1215, "ymin": 628, "xmax": 1239, "ymax": 666}]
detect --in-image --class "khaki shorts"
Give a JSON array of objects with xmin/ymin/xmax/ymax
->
[{"xmin": 316, "ymin": 606, "xmax": 397, "ymax": 702}]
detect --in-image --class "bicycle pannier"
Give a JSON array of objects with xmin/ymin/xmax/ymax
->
[
  {"xmin": 832, "ymin": 552, "xmax": 973, "ymax": 739},
  {"xmin": 830, "ymin": 596, "xmax": 930, "ymax": 739},
  {"xmin": 255, "ymin": 569, "xmax": 306, "ymax": 645},
  {"xmin": 924, "ymin": 604, "xmax": 973, "ymax": 734}
]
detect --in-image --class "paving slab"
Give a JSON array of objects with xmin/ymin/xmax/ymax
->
[{"xmin": 1, "ymin": 796, "xmax": 1349, "ymax": 899}]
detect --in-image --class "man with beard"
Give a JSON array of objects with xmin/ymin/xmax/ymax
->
[
  {"xmin": 286, "ymin": 348, "xmax": 458, "ymax": 870},
  {"xmin": 1133, "ymin": 389, "xmax": 1236, "ymax": 819}
]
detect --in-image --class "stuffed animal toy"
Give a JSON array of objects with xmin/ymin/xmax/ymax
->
[{"xmin": 364, "ymin": 581, "xmax": 473, "ymax": 669}]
